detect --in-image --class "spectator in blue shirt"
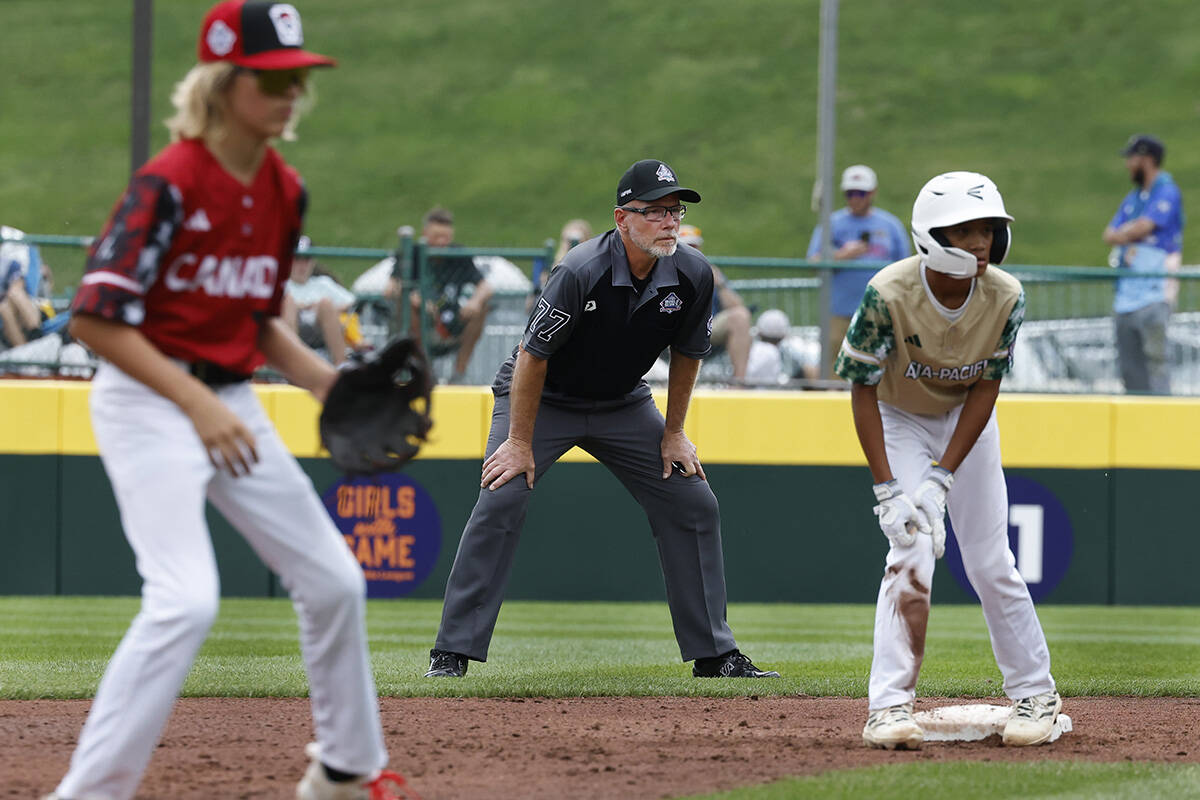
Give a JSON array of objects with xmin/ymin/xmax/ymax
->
[
  {"xmin": 1103, "ymin": 134, "xmax": 1183, "ymax": 395},
  {"xmin": 807, "ymin": 165, "xmax": 909, "ymax": 372}
]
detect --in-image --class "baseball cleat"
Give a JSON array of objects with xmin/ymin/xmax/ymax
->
[
  {"xmin": 1002, "ymin": 690, "xmax": 1062, "ymax": 746},
  {"xmin": 424, "ymin": 649, "xmax": 468, "ymax": 678},
  {"xmin": 296, "ymin": 742, "xmax": 422, "ymax": 800},
  {"xmin": 692, "ymin": 649, "xmax": 781, "ymax": 678},
  {"xmin": 862, "ymin": 702, "xmax": 924, "ymax": 750}
]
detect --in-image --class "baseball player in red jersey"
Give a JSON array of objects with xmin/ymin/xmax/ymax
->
[{"xmin": 45, "ymin": 4, "xmax": 414, "ymax": 800}]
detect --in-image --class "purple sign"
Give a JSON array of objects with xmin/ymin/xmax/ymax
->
[
  {"xmin": 944, "ymin": 474, "xmax": 1073, "ymax": 603},
  {"xmin": 321, "ymin": 473, "xmax": 442, "ymax": 598}
]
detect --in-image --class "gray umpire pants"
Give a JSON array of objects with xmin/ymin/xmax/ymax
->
[{"xmin": 434, "ymin": 392, "xmax": 738, "ymax": 663}]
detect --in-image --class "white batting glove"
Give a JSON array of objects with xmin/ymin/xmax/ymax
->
[
  {"xmin": 912, "ymin": 466, "xmax": 954, "ymax": 559},
  {"xmin": 872, "ymin": 480, "xmax": 931, "ymax": 548}
]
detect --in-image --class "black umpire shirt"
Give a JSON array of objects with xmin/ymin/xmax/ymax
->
[{"xmin": 492, "ymin": 229, "xmax": 714, "ymax": 403}]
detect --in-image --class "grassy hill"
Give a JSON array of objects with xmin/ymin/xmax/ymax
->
[{"xmin": 4, "ymin": 0, "xmax": 1200, "ymax": 288}]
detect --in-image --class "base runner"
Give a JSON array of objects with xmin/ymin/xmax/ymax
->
[{"xmin": 835, "ymin": 171, "xmax": 1061, "ymax": 750}]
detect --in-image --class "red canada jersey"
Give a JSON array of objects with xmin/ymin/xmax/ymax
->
[{"xmin": 72, "ymin": 139, "xmax": 306, "ymax": 374}]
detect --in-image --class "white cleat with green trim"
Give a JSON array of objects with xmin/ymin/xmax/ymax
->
[{"xmin": 1002, "ymin": 690, "xmax": 1064, "ymax": 746}]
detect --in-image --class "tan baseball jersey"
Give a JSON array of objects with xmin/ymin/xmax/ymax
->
[{"xmin": 834, "ymin": 255, "xmax": 1025, "ymax": 415}]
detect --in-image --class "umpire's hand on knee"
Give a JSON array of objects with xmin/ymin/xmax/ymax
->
[
  {"xmin": 661, "ymin": 430, "xmax": 706, "ymax": 481},
  {"xmin": 482, "ymin": 436, "xmax": 535, "ymax": 490}
]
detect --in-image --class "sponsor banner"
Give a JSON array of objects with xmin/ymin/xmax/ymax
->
[
  {"xmin": 321, "ymin": 472, "xmax": 441, "ymax": 598},
  {"xmin": 945, "ymin": 474, "xmax": 1074, "ymax": 603}
]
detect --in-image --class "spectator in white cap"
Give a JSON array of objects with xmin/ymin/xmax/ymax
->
[
  {"xmin": 807, "ymin": 164, "xmax": 910, "ymax": 373},
  {"xmin": 744, "ymin": 308, "xmax": 819, "ymax": 385},
  {"xmin": 744, "ymin": 309, "xmax": 788, "ymax": 385},
  {"xmin": 678, "ymin": 224, "xmax": 753, "ymax": 383},
  {"xmin": 281, "ymin": 235, "xmax": 357, "ymax": 365}
]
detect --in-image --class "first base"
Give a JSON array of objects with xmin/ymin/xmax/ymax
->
[{"xmin": 914, "ymin": 704, "xmax": 1073, "ymax": 743}]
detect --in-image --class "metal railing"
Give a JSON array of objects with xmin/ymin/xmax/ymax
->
[{"xmin": 4, "ymin": 232, "xmax": 1200, "ymax": 394}]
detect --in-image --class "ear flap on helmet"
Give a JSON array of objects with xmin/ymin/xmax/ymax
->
[{"xmin": 991, "ymin": 222, "xmax": 1011, "ymax": 265}]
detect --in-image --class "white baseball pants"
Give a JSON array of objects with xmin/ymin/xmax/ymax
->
[
  {"xmin": 56, "ymin": 363, "xmax": 386, "ymax": 800},
  {"xmin": 867, "ymin": 401, "xmax": 1055, "ymax": 710}
]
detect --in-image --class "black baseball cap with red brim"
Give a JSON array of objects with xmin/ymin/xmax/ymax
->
[{"xmin": 199, "ymin": 1, "xmax": 336, "ymax": 70}]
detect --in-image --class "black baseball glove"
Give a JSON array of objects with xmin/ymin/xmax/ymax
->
[{"xmin": 319, "ymin": 337, "xmax": 434, "ymax": 474}]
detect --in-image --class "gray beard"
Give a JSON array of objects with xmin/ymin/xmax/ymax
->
[{"xmin": 630, "ymin": 228, "xmax": 678, "ymax": 259}]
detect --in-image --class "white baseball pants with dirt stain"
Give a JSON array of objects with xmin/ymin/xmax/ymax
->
[
  {"xmin": 55, "ymin": 363, "xmax": 386, "ymax": 800},
  {"xmin": 867, "ymin": 401, "xmax": 1056, "ymax": 711}
]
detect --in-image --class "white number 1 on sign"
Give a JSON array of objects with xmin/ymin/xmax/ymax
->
[{"xmin": 1009, "ymin": 504, "xmax": 1044, "ymax": 583}]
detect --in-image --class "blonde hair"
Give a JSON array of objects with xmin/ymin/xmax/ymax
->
[
  {"xmin": 554, "ymin": 219, "xmax": 593, "ymax": 263},
  {"xmin": 165, "ymin": 62, "xmax": 313, "ymax": 143}
]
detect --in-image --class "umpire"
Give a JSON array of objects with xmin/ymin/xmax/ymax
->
[{"xmin": 425, "ymin": 159, "xmax": 779, "ymax": 679}]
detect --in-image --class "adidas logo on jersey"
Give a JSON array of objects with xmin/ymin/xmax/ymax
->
[
  {"xmin": 183, "ymin": 209, "xmax": 212, "ymax": 232},
  {"xmin": 904, "ymin": 333, "xmax": 923, "ymax": 348}
]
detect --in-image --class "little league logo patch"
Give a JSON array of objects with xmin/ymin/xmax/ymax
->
[
  {"xmin": 656, "ymin": 163, "xmax": 676, "ymax": 183},
  {"xmin": 659, "ymin": 292, "xmax": 683, "ymax": 314},
  {"xmin": 269, "ymin": 4, "xmax": 304, "ymax": 45}
]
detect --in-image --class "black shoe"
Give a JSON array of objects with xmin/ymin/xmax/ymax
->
[
  {"xmin": 692, "ymin": 649, "xmax": 780, "ymax": 678},
  {"xmin": 424, "ymin": 649, "xmax": 468, "ymax": 677}
]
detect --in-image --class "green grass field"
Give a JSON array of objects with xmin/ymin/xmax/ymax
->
[
  {"xmin": 3, "ymin": 598, "xmax": 1197, "ymax": 797},
  {"xmin": 695, "ymin": 762, "xmax": 1200, "ymax": 800},
  {"xmin": 5, "ymin": 1, "xmax": 1200, "ymax": 291},
  {"xmin": 3, "ymin": 599, "xmax": 1197, "ymax": 700}
]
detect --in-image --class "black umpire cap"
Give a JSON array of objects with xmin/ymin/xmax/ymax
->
[
  {"xmin": 1120, "ymin": 134, "xmax": 1165, "ymax": 165},
  {"xmin": 616, "ymin": 159, "xmax": 702, "ymax": 206}
]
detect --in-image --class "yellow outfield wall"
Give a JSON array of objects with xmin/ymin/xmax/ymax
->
[{"xmin": 2, "ymin": 380, "xmax": 1197, "ymax": 469}]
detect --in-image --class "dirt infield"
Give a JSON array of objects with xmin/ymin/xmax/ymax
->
[{"xmin": 6, "ymin": 696, "xmax": 1197, "ymax": 799}]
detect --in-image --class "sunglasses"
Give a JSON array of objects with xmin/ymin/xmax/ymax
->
[
  {"xmin": 240, "ymin": 67, "xmax": 310, "ymax": 96},
  {"xmin": 844, "ymin": 189, "xmax": 871, "ymax": 198}
]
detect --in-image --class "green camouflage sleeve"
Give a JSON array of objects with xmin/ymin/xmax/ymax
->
[
  {"xmin": 982, "ymin": 289, "xmax": 1025, "ymax": 380},
  {"xmin": 834, "ymin": 285, "xmax": 893, "ymax": 385}
]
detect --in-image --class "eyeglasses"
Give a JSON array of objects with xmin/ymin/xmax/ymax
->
[
  {"xmin": 618, "ymin": 204, "xmax": 687, "ymax": 222},
  {"xmin": 240, "ymin": 67, "xmax": 310, "ymax": 96},
  {"xmin": 844, "ymin": 189, "xmax": 870, "ymax": 199}
]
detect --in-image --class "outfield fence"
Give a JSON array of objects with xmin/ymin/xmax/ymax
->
[{"xmin": 4, "ymin": 232, "xmax": 1200, "ymax": 395}]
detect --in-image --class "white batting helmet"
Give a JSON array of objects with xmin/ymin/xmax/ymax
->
[{"xmin": 910, "ymin": 171, "xmax": 1012, "ymax": 278}]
